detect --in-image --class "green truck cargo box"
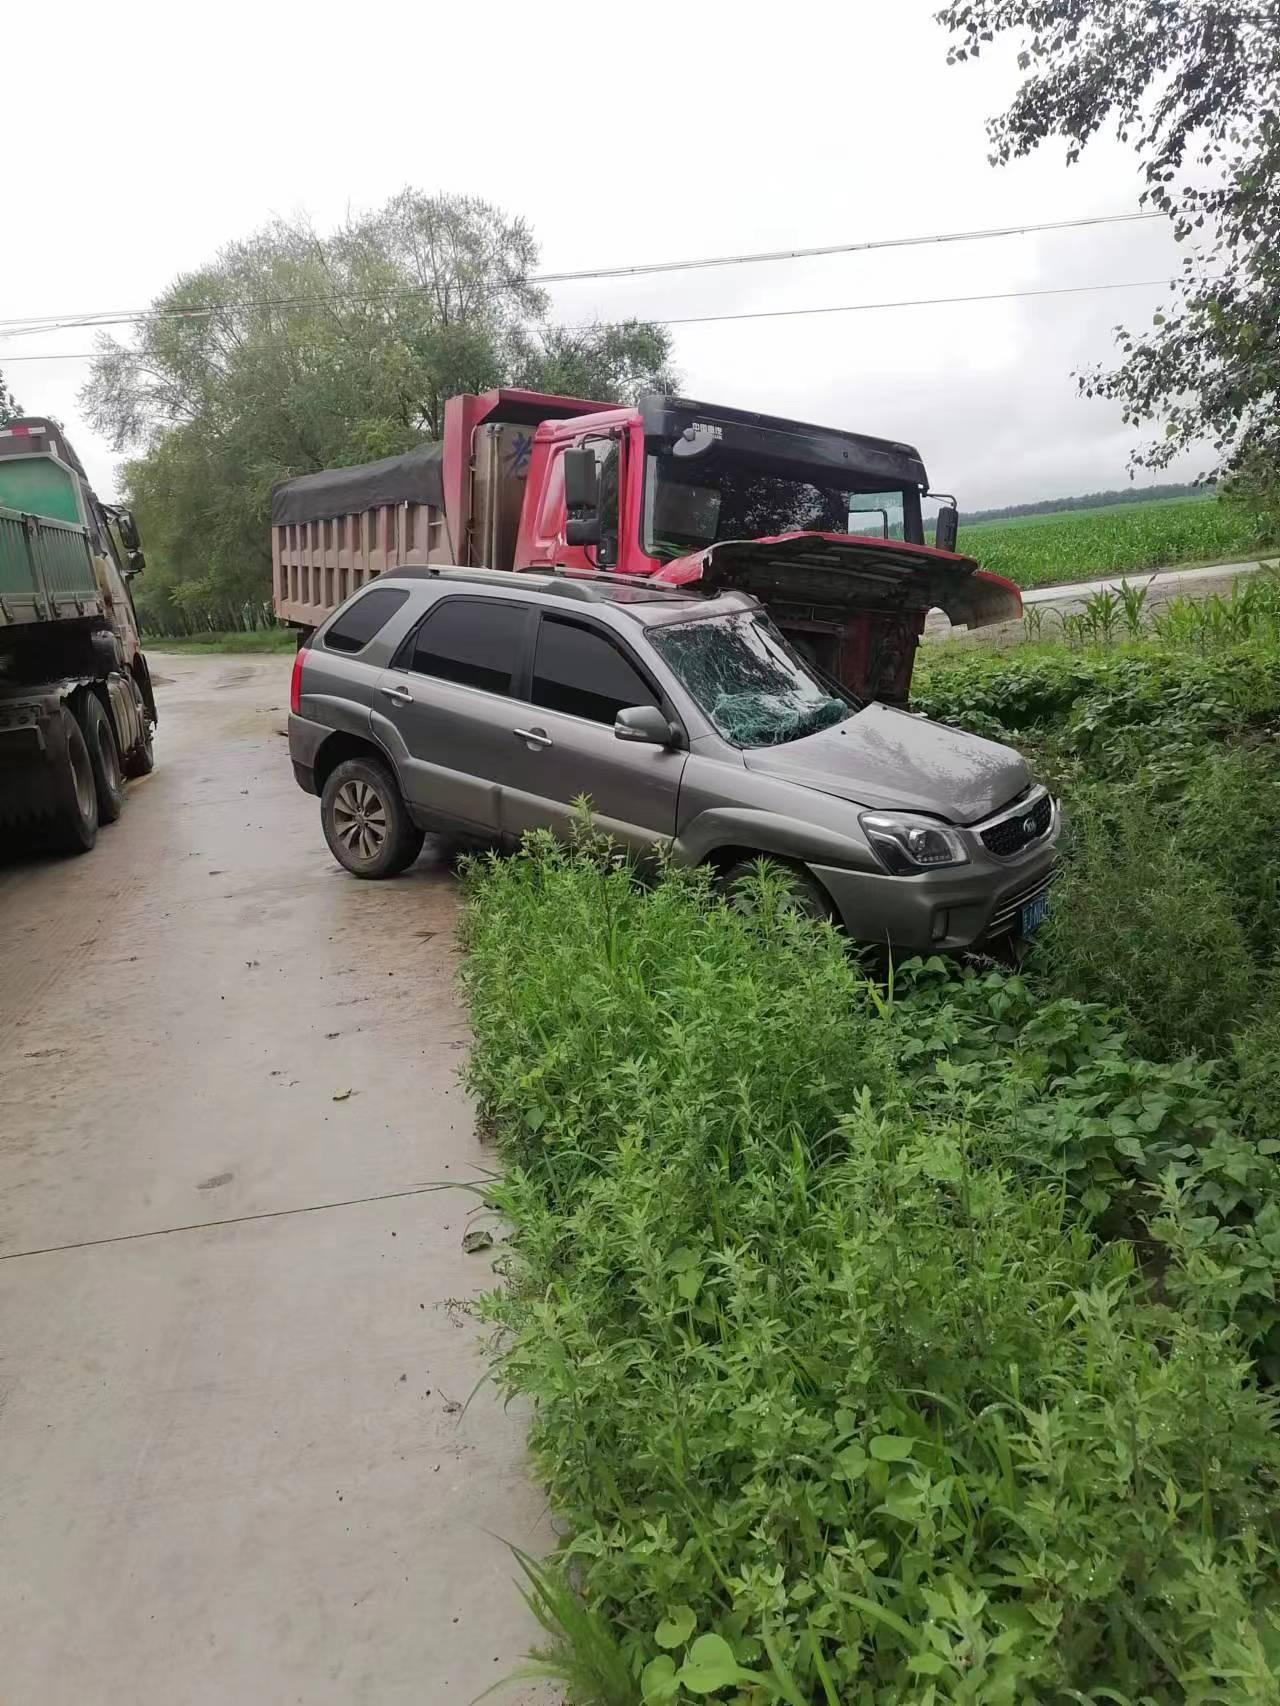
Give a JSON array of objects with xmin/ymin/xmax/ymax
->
[{"xmin": 0, "ymin": 503, "xmax": 102, "ymax": 626}]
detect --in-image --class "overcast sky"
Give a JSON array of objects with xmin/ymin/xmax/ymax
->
[{"xmin": 2, "ymin": 0, "xmax": 1203, "ymax": 509}]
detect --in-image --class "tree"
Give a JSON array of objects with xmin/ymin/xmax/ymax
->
[
  {"xmin": 83, "ymin": 191, "xmax": 675, "ymax": 631},
  {"xmin": 515, "ymin": 318, "xmax": 678, "ymax": 401},
  {"xmin": 0, "ymin": 367, "xmax": 19, "ymax": 424},
  {"xmin": 936, "ymin": 1, "xmax": 1280, "ymax": 499}
]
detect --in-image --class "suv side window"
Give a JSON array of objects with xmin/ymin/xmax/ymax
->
[
  {"xmin": 406, "ymin": 597, "xmax": 527, "ymax": 696},
  {"xmin": 324, "ymin": 586, "xmax": 410, "ymax": 654},
  {"xmin": 531, "ymin": 615, "xmax": 659, "ymax": 725}
]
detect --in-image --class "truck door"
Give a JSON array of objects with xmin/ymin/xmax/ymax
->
[{"xmin": 526, "ymin": 431, "xmax": 626, "ymax": 573}]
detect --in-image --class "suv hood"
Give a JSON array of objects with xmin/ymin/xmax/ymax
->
[
  {"xmin": 653, "ymin": 531, "xmax": 1021, "ymax": 629},
  {"xmin": 744, "ymin": 701, "xmax": 1030, "ymax": 823}
]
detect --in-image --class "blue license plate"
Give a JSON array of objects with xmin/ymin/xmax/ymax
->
[{"xmin": 1021, "ymin": 892, "xmax": 1051, "ymax": 935}]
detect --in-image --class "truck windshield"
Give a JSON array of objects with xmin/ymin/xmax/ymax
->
[
  {"xmin": 650, "ymin": 610, "xmax": 852, "ymax": 747},
  {"xmin": 642, "ymin": 450, "xmax": 909, "ymax": 562}
]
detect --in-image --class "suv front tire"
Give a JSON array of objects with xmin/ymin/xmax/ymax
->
[{"xmin": 321, "ymin": 756, "xmax": 424, "ymax": 879}]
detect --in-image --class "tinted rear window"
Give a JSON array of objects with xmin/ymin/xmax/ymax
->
[
  {"xmin": 408, "ymin": 598, "xmax": 528, "ymax": 696},
  {"xmin": 323, "ymin": 586, "xmax": 410, "ymax": 654},
  {"xmin": 531, "ymin": 615, "xmax": 659, "ymax": 725}
]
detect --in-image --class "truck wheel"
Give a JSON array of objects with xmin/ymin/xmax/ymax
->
[
  {"xmin": 123, "ymin": 717, "xmax": 155, "ymax": 779},
  {"xmin": 719, "ymin": 857, "xmax": 833, "ymax": 923},
  {"xmin": 321, "ymin": 757, "xmax": 424, "ymax": 879},
  {"xmin": 78, "ymin": 695, "xmax": 125, "ymax": 823},
  {"xmin": 52, "ymin": 707, "xmax": 100, "ymax": 854}
]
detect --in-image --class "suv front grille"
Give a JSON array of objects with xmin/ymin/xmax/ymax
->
[{"xmin": 981, "ymin": 790, "xmax": 1053, "ymax": 858}]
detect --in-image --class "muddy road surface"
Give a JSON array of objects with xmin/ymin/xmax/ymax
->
[{"xmin": 0, "ymin": 653, "xmax": 551, "ymax": 1706}]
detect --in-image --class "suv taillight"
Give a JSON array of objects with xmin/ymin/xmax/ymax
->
[{"xmin": 289, "ymin": 647, "xmax": 307, "ymax": 716}]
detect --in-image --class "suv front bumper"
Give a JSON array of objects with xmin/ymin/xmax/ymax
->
[{"xmin": 811, "ymin": 807, "xmax": 1061, "ymax": 954}]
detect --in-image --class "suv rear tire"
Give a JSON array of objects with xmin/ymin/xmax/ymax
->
[{"xmin": 321, "ymin": 757, "xmax": 424, "ymax": 879}]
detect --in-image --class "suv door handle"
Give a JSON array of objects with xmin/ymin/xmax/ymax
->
[
  {"xmin": 513, "ymin": 727, "xmax": 553, "ymax": 749},
  {"xmin": 381, "ymin": 683, "xmax": 414, "ymax": 706}
]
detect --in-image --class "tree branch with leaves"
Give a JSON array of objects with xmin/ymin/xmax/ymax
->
[
  {"xmin": 0, "ymin": 367, "xmax": 19, "ymax": 425},
  {"xmin": 937, "ymin": 0, "xmax": 1280, "ymax": 510}
]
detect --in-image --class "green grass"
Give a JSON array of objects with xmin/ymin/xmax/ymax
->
[
  {"xmin": 459, "ymin": 577, "xmax": 1280, "ymax": 1703},
  {"xmin": 144, "ymin": 628, "xmax": 297, "ymax": 654},
  {"xmin": 463, "ymin": 837, "xmax": 1280, "ymax": 1704},
  {"xmin": 959, "ymin": 496, "xmax": 1276, "ymax": 589}
]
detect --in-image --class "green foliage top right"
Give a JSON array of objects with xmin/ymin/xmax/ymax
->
[
  {"xmin": 0, "ymin": 367, "xmax": 18, "ymax": 426},
  {"xmin": 937, "ymin": 0, "xmax": 1280, "ymax": 512}
]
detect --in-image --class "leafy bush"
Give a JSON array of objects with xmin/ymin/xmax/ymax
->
[
  {"xmin": 915, "ymin": 632, "xmax": 1280, "ymax": 1065},
  {"xmin": 1177, "ymin": 746, "xmax": 1280, "ymax": 960},
  {"xmin": 462, "ymin": 840, "xmax": 1280, "ymax": 1705},
  {"xmin": 1233, "ymin": 980, "xmax": 1280, "ymax": 1147},
  {"xmin": 1038, "ymin": 796, "xmax": 1255, "ymax": 1061}
]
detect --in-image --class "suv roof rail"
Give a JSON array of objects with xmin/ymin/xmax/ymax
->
[{"xmin": 383, "ymin": 561, "xmax": 704, "ymax": 607}]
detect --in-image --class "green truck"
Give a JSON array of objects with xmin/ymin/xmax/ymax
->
[{"xmin": 0, "ymin": 418, "xmax": 157, "ymax": 853}]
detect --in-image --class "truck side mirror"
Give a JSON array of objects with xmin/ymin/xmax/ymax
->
[
  {"xmin": 126, "ymin": 549, "xmax": 146, "ymax": 576},
  {"xmin": 116, "ymin": 511, "xmax": 142, "ymax": 551},
  {"xmin": 563, "ymin": 447, "xmax": 601, "ymax": 547},
  {"xmin": 934, "ymin": 504, "xmax": 959, "ymax": 554}
]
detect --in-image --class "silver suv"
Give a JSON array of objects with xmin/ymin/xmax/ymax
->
[{"xmin": 287, "ymin": 567, "xmax": 1059, "ymax": 953}]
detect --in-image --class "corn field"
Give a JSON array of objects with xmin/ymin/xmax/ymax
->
[{"xmin": 961, "ymin": 495, "xmax": 1274, "ymax": 589}]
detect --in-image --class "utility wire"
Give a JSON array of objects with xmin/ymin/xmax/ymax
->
[
  {"xmin": 0, "ymin": 210, "xmax": 1163, "ymax": 339},
  {"xmin": 0, "ymin": 274, "xmax": 1182, "ymax": 364}
]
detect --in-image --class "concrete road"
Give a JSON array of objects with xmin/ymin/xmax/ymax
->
[{"xmin": 0, "ymin": 654, "xmax": 552, "ymax": 1706}]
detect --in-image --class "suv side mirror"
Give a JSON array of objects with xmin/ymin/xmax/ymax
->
[
  {"xmin": 563, "ymin": 447, "xmax": 601, "ymax": 547},
  {"xmin": 934, "ymin": 504, "xmax": 960, "ymax": 554},
  {"xmin": 615, "ymin": 705, "xmax": 677, "ymax": 747}
]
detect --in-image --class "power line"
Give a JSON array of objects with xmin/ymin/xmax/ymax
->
[
  {"xmin": 0, "ymin": 210, "xmax": 1163, "ymax": 338},
  {"xmin": 0, "ymin": 273, "xmax": 1181, "ymax": 365}
]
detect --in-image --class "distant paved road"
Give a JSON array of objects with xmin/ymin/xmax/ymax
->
[
  {"xmin": 926, "ymin": 556, "xmax": 1275, "ymax": 647},
  {"xmin": 0, "ymin": 654, "xmax": 552, "ymax": 1706}
]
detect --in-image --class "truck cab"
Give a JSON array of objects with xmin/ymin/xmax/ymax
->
[{"xmin": 513, "ymin": 395, "xmax": 1018, "ymax": 704}]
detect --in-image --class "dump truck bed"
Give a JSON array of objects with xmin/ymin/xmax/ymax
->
[{"xmin": 0, "ymin": 503, "xmax": 102, "ymax": 627}]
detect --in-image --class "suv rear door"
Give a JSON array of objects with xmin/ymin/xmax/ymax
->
[
  {"xmin": 496, "ymin": 611, "xmax": 686, "ymax": 849},
  {"xmin": 372, "ymin": 594, "xmax": 533, "ymax": 833}
]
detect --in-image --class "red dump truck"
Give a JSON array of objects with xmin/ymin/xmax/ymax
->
[{"xmin": 272, "ymin": 390, "xmax": 1019, "ymax": 704}]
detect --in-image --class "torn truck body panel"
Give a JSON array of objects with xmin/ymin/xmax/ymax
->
[
  {"xmin": 649, "ymin": 531, "xmax": 1022, "ymax": 705},
  {"xmin": 651, "ymin": 530, "xmax": 1021, "ymax": 625}
]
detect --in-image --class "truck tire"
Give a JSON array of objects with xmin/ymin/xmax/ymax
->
[
  {"xmin": 78, "ymin": 694, "xmax": 125, "ymax": 823},
  {"xmin": 123, "ymin": 716, "xmax": 155, "ymax": 778},
  {"xmin": 51, "ymin": 706, "xmax": 100, "ymax": 854},
  {"xmin": 321, "ymin": 757, "xmax": 424, "ymax": 879}
]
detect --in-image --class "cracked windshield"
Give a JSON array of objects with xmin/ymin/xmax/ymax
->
[
  {"xmin": 651, "ymin": 610, "xmax": 852, "ymax": 746},
  {"xmin": 643, "ymin": 449, "xmax": 907, "ymax": 561}
]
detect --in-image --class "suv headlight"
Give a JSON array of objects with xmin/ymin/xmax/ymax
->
[{"xmin": 859, "ymin": 810, "xmax": 970, "ymax": 874}]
